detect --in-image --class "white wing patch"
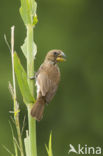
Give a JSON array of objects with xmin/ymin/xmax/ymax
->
[{"xmin": 36, "ymin": 80, "xmax": 40, "ymax": 98}]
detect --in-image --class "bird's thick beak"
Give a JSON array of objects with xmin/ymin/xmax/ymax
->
[{"xmin": 56, "ymin": 52, "xmax": 66, "ymax": 62}]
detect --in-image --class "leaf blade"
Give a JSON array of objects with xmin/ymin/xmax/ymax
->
[
  {"xmin": 14, "ymin": 52, "xmax": 35, "ymax": 104},
  {"xmin": 46, "ymin": 132, "xmax": 53, "ymax": 156},
  {"xmin": 19, "ymin": 0, "xmax": 38, "ymax": 26},
  {"xmin": 21, "ymin": 37, "xmax": 37, "ymax": 59}
]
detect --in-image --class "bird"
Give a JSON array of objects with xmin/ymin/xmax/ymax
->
[{"xmin": 31, "ymin": 49, "xmax": 66, "ymax": 121}]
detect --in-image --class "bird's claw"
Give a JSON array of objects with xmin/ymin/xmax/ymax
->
[{"xmin": 29, "ymin": 76, "xmax": 36, "ymax": 80}]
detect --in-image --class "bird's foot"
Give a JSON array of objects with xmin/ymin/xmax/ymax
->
[{"xmin": 29, "ymin": 76, "xmax": 36, "ymax": 80}]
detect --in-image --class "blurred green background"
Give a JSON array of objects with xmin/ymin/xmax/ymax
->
[{"xmin": 0, "ymin": 0, "xmax": 103, "ymax": 155}]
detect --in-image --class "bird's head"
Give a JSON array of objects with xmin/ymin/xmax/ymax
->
[{"xmin": 45, "ymin": 49, "xmax": 66, "ymax": 63}]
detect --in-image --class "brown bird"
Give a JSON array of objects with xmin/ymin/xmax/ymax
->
[{"xmin": 31, "ymin": 49, "xmax": 66, "ymax": 121}]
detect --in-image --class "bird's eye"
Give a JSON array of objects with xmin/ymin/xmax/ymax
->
[{"xmin": 54, "ymin": 52, "xmax": 58, "ymax": 55}]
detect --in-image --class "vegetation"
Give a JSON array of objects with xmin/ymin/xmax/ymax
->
[{"xmin": 4, "ymin": 0, "xmax": 53, "ymax": 156}]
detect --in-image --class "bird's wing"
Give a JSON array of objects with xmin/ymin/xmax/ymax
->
[{"xmin": 37, "ymin": 71, "xmax": 52, "ymax": 96}]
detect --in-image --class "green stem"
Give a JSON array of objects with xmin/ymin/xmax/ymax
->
[
  {"xmin": 11, "ymin": 26, "xmax": 24, "ymax": 156},
  {"xmin": 15, "ymin": 114, "xmax": 24, "ymax": 156},
  {"xmin": 28, "ymin": 105, "xmax": 37, "ymax": 156},
  {"xmin": 27, "ymin": 24, "xmax": 37, "ymax": 156}
]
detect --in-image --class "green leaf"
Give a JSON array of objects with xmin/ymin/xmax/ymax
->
[
  {"xmin": 14, "ymin": 52, "xmax": 35, "ymax": 104},
  {"xmin": 19, "ymin": 0, "xmax": 31, "ymax": 25},
  {"xmin": 33, "ymin": 15, "xmax": 38, "ymax": 26},
  {"xmin": 21, "ymin": 37, "xmax": 37, "ymax": 59},
  {"xmin": 2, "ymin": 145, "xmax": 14, "ymax": 156},
  {"xmin": 9, "ymin": 122, "xmax": 18, "ymax": 156},
  {"xmin": 45, "ymin": 132, "xmax": 53, "ymax": 156},
  {"xmin": 30, "ymin": 0, "xmax": 37, "ymax": 18},
  {"xmin": 19, "ymin": 0, "xmax": 38, "ymax": 25}
]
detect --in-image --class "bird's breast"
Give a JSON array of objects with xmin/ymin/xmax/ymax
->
[
  {"xmin": 36, "ymin": 62, "xmax": 60, "ymax": 99},
  {"xmin": 46, "ymin": 63, "xmax": 60, "ymax": 83}
]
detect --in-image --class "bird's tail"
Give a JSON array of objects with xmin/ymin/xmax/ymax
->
[{"xmin": 31, "ymin": 97, "xmax": 45, "ymax": 121}]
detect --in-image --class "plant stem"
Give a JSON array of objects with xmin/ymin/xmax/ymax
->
[
  {"xmin": 28, "ymin": 105, "xmax": 37, "ymax": 156},
  {"xmin": 15, "ymin": 115, "xmax": 24, "ymax": 156},
  {"xmin": 27, "ymin": 24, "xmax": 37, "ymax": 156},
  {"xmin": 11, "ymin": 26, "xmax": 24, "ymax": 156}
]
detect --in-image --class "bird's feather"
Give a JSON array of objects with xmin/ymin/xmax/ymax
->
[
  {"xmin": 36, "ymin": 63, "xmax": 60, "ymax": 103},
  {"xmin": 37, "ymin": 72, "xmax": 51, "ymax": 96}
]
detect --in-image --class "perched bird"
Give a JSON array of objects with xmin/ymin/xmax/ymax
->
[{"xmin": 31, "ymin": 49, "xmax": 66, "ymax": 121}]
